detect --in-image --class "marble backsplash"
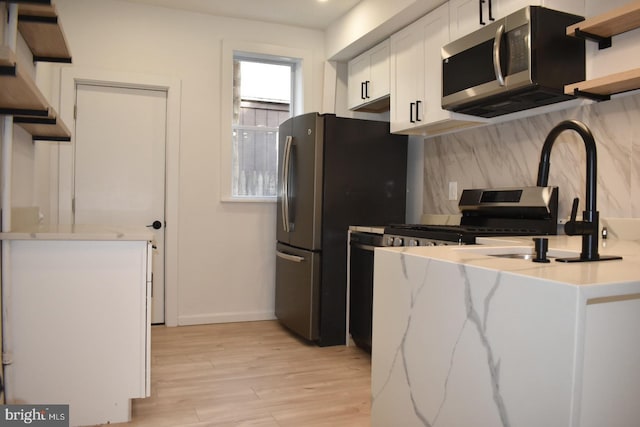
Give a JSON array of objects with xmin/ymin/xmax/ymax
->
[{"xmin": 424, "ymin": 92, "xmax": 640, "ymax": 221}]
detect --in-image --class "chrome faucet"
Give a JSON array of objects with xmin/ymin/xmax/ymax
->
[{"xmin": 536, "ymin": 120, "xmax": 621, "ymax": 262}]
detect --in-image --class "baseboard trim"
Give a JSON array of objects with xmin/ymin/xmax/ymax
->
[{"xmin": 177, "ymin": 311, "xmax": 276, "ymax": 326}]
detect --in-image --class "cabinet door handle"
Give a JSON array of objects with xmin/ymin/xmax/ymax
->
[
  {"xmin": 410, "ymin": 102, "xmax": 415, "ymax": 123},
  {"xmin": 479, "ymin": 0, "xmax": 486, "ymax": 25},
  {"xmin": 361, "ymin": 81, "xmax": 366, "ymax": 100},
  {"xmin": 488, "ymin": 0, "xmax": 494, "ymax": 21},
  {"xmin": 365, "ymin": 80, "xmax": 371, "ymax": 99},
  {"xmin": 416, "ymin": 100, "xmax": 422, "ymax": 122}
]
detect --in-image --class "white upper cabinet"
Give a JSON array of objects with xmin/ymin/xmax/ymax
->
[
  {"xmin": 347, "ymin": 39, "xmax": 390, "ymax": 112},
  {"xmin": 449, "ymin": 0, "xmax": 492, "ymax": 40},
  {"xmin": 390, "ymin": 3, "xmax": 487, "ymax": 136},
  {"xmin": 449, "ymin": 0, "xmax": 585, "ymax": 40},
  {"xmin": 389, "ymin": 21, "xmax": 424, "ymax": 132}
]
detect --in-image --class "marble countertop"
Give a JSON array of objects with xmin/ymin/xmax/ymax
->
[
  {"xmin": 380, "ymin": 235, "xmax": 640, "ymax": 292},
  {"xmin": 349, "ymin": 225, "xmax": 385, "ymax": 234},
  {"xmin": 372, "ymin": 234, "xmax": 640, "ymax": 427},
  {"xmin": 0, "ymin": 224, "xmax": 154, "ymax": 241}
]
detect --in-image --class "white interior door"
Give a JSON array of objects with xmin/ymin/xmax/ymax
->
[{"xmin": 73, "ymin": 83, "xmax": 167, "ymax": 324}]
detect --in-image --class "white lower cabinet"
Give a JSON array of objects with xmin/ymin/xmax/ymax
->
[
  {"xmin": 390, "ymin": 3, "xmax": 487, "ymax": 136},
  {"xmin": 4, "ymin": 239, "xmax": 151, "ymax": 427}
]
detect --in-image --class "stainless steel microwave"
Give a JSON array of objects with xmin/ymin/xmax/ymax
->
[{"xmin": 441, "ymin": 6, "xmax": 585, "ymax": 118}]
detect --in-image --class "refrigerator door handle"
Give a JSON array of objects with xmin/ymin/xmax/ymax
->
[
  {"xmin": 281, "ymin": 135, "xmax": 293, "ymax": 232},
  {"xmin": 276, "ymin": 250, "xmax": 305, "ymax": 263}
]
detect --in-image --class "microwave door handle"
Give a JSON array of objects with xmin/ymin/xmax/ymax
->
[
  {"xmin": 281, "ymin": 135, "xmax": 293, "ymax": 232},
  {"xmin": 493, "ymin": 24, "xmax": 505, "ymax": 86}
]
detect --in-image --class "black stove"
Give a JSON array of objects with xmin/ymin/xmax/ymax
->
[{"xmin": 384, "ymin": 186, "xmax": 559, "ymax": 246}]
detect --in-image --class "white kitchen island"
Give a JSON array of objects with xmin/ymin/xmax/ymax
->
[
  {"xmin": 372, "ymin": 235, "xmax": 640, "ymax": 427},
  {"xmin": 0, "ymin": 225, "xmax": 153, "ymax": 427}
]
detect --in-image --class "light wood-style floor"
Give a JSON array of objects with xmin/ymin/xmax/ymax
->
[{"xmin": 106, "ymin": 321, "xmax": 372, "ymax": 427}]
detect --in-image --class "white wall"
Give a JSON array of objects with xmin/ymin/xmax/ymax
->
[{"xmin": 49, "ymin": 0, "xmax": 326, "ymax": 325}]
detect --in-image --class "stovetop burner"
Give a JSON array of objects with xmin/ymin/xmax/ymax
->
[
  {"xmin": 386, "ymin": 223, "xmax": 544, "ymax": 235},
  {"xmin": 383, "ymin": 186, "xmax": 559, "ymax": 245},
  {"xmin": 384, "ymin": 223, "xmax": 546, "ymax": 244}
]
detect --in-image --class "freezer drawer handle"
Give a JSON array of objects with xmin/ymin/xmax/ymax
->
[{"xmin": 276, "ymin": 251, "xmax": 305, "ymax": 263}]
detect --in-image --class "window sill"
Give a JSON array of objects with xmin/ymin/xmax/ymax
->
[{"xmin": 221, "ymin": 196, "xmax": 276, "ymax": 203}]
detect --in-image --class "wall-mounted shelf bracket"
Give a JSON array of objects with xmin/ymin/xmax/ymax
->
[
  {"xmin": 572, "ymin": 28, "xmax": 612, "ymax": 49},
  {"xmin": 572, "ymin": 88, "xmax": 611, "ymax": 102},
  {"xmin": 0, "ymin": 65, "xmax": 17, "ymax": 76},
  {"xmin": 13, "ymin": 113, "xmax": 71, "ymax": 142},
  {"xmin": 17, "ymin": 12, "xmax": 57, "ymax": 23},
  {"xmin": 0, "ymin": 107, "xmax": 49, "ymax": 116}
]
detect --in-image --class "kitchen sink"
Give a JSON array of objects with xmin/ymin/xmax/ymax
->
[
  {"xmin": 457, "ymin": 246, "xmax": 580, "ymax": 260},
  {"xmin": 491, "ymin": 253, "xmax": 540, "ymax": 260}
]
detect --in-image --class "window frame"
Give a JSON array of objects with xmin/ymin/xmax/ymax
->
[{"xmin": 220, "ymin": 40, "xmax": 312, "ymax": 202}]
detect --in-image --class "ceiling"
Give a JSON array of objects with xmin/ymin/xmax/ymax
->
[{"xmin": 120, "ymin": 0, "xmax": 363, "ymax": 29}]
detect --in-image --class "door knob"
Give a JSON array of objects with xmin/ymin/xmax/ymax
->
[{"xmin": 147, "ymin": 220, "xmax": 163, "ymax": 230}]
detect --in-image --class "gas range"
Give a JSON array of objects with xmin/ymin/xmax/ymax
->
[{"xmin": 384, "ymin": 186, "xmax": 559, "ymax": 247}]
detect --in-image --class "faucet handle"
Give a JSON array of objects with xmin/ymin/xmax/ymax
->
[
  {"xmin": 565, "ymin": 197, "xmax": 580, "ymax": 235},
  {"xmin": 569, "ymin": 197, "xmax": 579, "ymax": 222}
]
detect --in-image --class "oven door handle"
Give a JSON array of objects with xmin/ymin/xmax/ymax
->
[
  {"xmin": 350, "ymin": 242, "xmax": 379, "ymax": 251},
  {"xmin": 493, "ymin": 24, "xmax": 505, "ymax": 86}
]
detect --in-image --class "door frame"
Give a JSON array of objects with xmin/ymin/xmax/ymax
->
[{"xmin": 59, "ymin": 67, "xmax": 181, "ymax": 327}]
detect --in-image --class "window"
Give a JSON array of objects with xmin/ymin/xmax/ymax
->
[
  {"xmin": 232, "ymin": 58, "xmax": 292, "ymax": 197},
  {"xmin": 220, "ymin": 40, "xmax": 312, "ymax": 202}
]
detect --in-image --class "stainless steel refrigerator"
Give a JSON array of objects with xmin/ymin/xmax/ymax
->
[{"xmin": 275, "ymin": 112, "xmax": 407, "ymax": 346}]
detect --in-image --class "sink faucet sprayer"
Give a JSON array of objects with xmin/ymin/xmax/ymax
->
[{"xmin": 536, "ymin": 120, "xmax": 621, "ymax": 263}]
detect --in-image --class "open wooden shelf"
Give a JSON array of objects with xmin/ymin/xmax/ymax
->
[
  {"xmin": 1, "ymin": 46, "xmax": 71, "ymax": 142},
  {"xmin": 0, "ymin": 45, "xmax": 50, "ymax": 116},
  {"xmin": 567, "ymin": 0, "xmax": 640, "ymax": 48},
  {"xmin": 14, "ymin": 109, "xmax": 71, "ymax": 142},
  {"xmin": 1, "ymin": 2, "xmax": 73, "ymax": 141},
  {"xmin": 17, "ymin": 3, "xmax": 72, "ymax": 63},
  {"xmin": 565, "ymin": 1, "xmax": 640, "ymax": 100},
  {"xmin": 565, "ymin": 68, "xmax": 640, "ymax": 97}
]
